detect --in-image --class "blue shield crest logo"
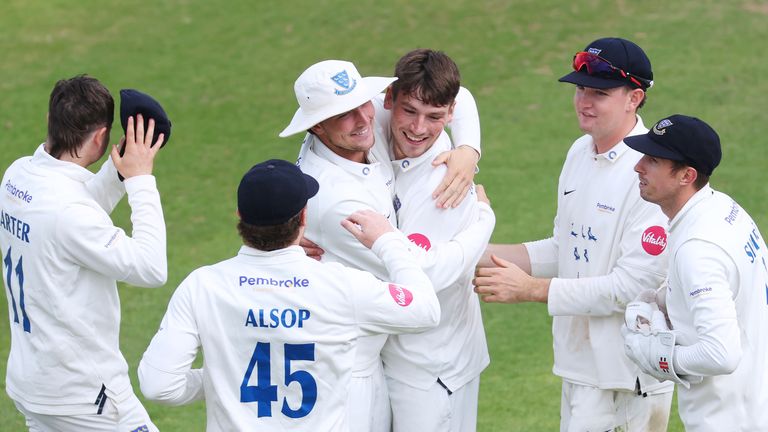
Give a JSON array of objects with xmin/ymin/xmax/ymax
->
[{"xmin": 331, "ymin": 70, "xmax": 357, "ymax": 95}]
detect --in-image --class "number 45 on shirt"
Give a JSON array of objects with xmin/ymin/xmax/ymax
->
[{"xmin": 240, "ymin": 342, "xmax": 317, "ymax": 418}]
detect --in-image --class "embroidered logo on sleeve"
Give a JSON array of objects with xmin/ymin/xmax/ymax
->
[
  {"xmin": 407, "ymin": 233, "xmax": 431, "ymax": 251},
  {"xmin": 641, "ymin": 226, "xmax": 667, "ymax": 256},
  {"xmin": 689, "ymin": 287, "xmax": 713, "ymax": 298},
  {"xmin": 389, "ymin": 284, "xmax": 414, "ymax": 307}
]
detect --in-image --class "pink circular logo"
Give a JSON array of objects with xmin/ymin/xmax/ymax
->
[
  {"xmin": 407, "ymin": 233, "xmax": 431, "ymax": 251},
  {"xmin": 388, "ymin": 284, "xmax": 414, "ymax": 307},
  {"xmin": 641, "ymin": 226, "xmax": 667, "ymax": 256}
]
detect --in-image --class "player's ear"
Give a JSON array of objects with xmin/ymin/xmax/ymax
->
[
  {"xmin": 679, "ymin": 166, "xmax": 698, "ymax": 186},
  {"xmin": 627, "ymin": 88, "xmax": 645, "ymax": 111},
  {"xmin": 383, "ymin": 87, "xmax": 394, "ymax": 110},
  {"xmin": 89, "ymin": 126, "xmax": 109, "ymax": 155},
  {"xmin": 309, "ymin": 123, "xmax": 324, "ymax": 138},
  {"xmin": 446, "ymin": 100, "xmax": 456, "ymax": 124},
  {"xmin": 299, "ymin": 207, "xmax": 307, "ymax": 227}
]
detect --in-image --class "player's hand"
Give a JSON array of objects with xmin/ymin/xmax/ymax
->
[
  {"xmin": 655, "ymin": 281, "xmax": 674, "ymax": 330},
  {"xmin": 341, "ymin": 209, "xmax": 394, "ymax": 249},
  {"xmin": 473, "ymin": 254, "xmax": 548, "ymax": 303},
  {"xmin": 432, "ymin": 145, "xmax": 479, "ymax": 208},
  {"xmin": 624, "ymin": 296, "xmax": 656, "ymax": 335},
  {"xmin": 475, "ymin": 184, "xmax": 490, "ymax": 206},
  {"xmin": 300, "ymin": 236, "xmax": 324, "ymax": 261},
  {"xmin": 112, "ymin": 114, "xmax": 164, "ymax": 179},
  {"xmin": 622, "ymin": 326, "xmax": 703, "ymax": 389}
]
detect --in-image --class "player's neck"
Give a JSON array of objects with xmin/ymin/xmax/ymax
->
[
  {"xmin": 592, "ymin": 115, "xmax": 638, "ymax": 154},
  {"xmin": 45, "ymin": 142, "xmax": 92, "ymax": 168},
  {"xmin": 662, "ymin": 187, "xmax": 698, "ymax": 221}
]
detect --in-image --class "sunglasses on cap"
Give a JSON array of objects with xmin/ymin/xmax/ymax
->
[{"xmin": 572, "ymin": 52, "xmax": 652, "ymax": 89}]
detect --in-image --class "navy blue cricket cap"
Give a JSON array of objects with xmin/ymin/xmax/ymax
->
[
  {"xmin": 120, "ymin": 89, "xmax": 172, "ymax": 148},
  {"xmin": 238, "ymin": 160, "xmax": 319, "ymax": 226},
  {"xmin": 625, "ymin": 114, "xmax": 722, "ymax": 176},
  {"xmin": 559, "ymin": 37, "xmax": 653, "ymax": 90}
]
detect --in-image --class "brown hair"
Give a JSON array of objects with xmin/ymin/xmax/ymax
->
[
  {"xmin": 46, "ymin": 75, "xmax": 114, "ymax": 159},
  {"xmin": 237, "ymin": 211, "xmax": 302, "ymax": 251},
  {"xmin": 391, "ymin": 49, "xmax": 460, "ymax": 106}
]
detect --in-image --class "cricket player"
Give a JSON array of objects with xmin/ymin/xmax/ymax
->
[
  {"xmin": 474, "ymin": 38, "xmax": 674, "ymax": 431},
  {"xmin": 138, "ymin": 159, "xmax": 442, "ymax": 432},
  {"xmin": 375, "ymin": 49, "xmax": 490, "ymax": 432},
  {"xmin": 0, "ymin": 75, "xmax": 167, "ymax": 431},
  {"xmin": 621, "ymin": 115, "xmax": 768, "ymax": 431},
  {"xmin": 279, "ymin": 59, "xmax": 494, "ymax": 432}
]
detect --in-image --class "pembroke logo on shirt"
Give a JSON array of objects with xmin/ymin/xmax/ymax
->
[
  {"xmin": 5, "ymin": 180, "xmax": 33, "ymax": 203},
  {"xmin": 239, "ymin": 275, "xmax": 310, "ymax": 288}
]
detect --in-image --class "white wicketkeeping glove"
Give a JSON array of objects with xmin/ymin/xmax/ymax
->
[
  {"xmin": 622, "ymin": 307, "xmax": 704, "ymax": 389},
  {"xmin": 624, "ymin": 289, "xmax": 659, "ymax": 334}
]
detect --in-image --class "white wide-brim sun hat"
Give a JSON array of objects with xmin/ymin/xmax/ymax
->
[{"xmin": 279, "ymin": 60, "xmax": 397, "ymax": 138}]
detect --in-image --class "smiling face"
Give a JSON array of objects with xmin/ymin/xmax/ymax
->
[
  {"xmin": 384, "ymin": 89, "xmax": 454, "ymax": 159},
  {"xmin": 310, "ymin": 101, "xmax": 375, "ymax": 163},
  {"xmin": 573, "ymin": 85, "xmax": 643, "ymax": 152}
]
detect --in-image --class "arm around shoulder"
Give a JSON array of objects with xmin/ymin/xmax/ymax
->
[{"xmin": 366, "ymin": 232, "xmax": 441, "ymax": 331}]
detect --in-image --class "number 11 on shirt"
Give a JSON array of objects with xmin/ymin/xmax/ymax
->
[{"xmin": 4, "ymin": 246, "xmax": 30, "ymax": 333}]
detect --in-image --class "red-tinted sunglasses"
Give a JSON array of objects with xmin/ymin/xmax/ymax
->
[{"xmin": 572, "ymin": 51, "xmax": 652, "ymax": 89}]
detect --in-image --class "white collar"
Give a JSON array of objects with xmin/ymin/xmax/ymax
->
[
  {"xmin": 391, "ymin": 130, "xmax": 451, "ymax": 173},
  {"xmin": 590, "ymin": 114, "xmax": 647, "ymax": 163},
  {"xmin": 309, "ymin": 135, "xmax": 383, "ymax": 179},
  {"xmin": 31, "ymin": 143, "xmax": 94, "ymax": 182},
  {"xmin": 669, "ymin": 184, "xmax": 713, "ymax": 231}
]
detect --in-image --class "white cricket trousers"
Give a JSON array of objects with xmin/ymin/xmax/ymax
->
[
  {"xmin": 559, "ymin": 381, "xmax": 673, "ymax": 432},
  {"xmin": 15, "ymin": 392, "xmax": 158, "ymax": 432},
  {"xmin": 387, "ymin": 375, "xmax": 480, "ymax": 432},
  {"xmin": 348, "ymin": 360, "xmax": 392, "ymax": 432}
]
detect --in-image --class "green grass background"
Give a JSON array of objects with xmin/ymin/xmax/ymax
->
[{"xmin": 1, "ymin": 1, "xmax": 766, "ymax": 430}]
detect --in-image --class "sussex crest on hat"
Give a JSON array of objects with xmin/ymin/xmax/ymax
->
[
  {"xmin": 332, "ymin": 70, "xmax": 357, "ymax": 95},
  {"xmin": 278, "ymin": 60, "xmax": 397, "ymax": 138},
  {"xmin": 653, "ymin": 118, "xmax": 674, "ymax": 135}
]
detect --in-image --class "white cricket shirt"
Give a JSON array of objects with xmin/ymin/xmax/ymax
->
[
  {"xmin": 380, "ymin": 132, "xmax": 493, "ymax": 391},
  {"xmin": 138, "ymin": 234, "xmax": 440, "ymax": 432},
  {"xmin": 295, "ymin": 89, "xmax": 482, "ymax": 377},
  {"xmin": 297, "ymin": 131, "xmax": 396, "ymax": 376},
  {"xmin": 665, "ymin": 186, "xmax": 768, "ymax": 431},
  {"xmin": 525, "ymin": 117, "xmax": 673, "ymax": 392},
  {"xmin": 1, "ymin": 144, "xmax": 167, "ymax": 414}
]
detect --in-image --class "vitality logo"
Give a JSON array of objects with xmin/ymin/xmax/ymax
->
[
  {"xmin": 407, "ymin": 233, "xmax": 431, "ymax": 251},
  {"xmin": 389, "ymin": 284, "xmax": 413, "ymax": 307},
  {"xmin": 641, "ymin": 225, "xmax": 667, "ymax": 256}
]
